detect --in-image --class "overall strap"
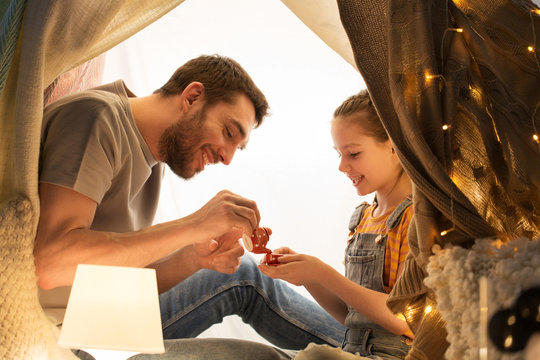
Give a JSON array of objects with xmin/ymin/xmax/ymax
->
[
  {"xmin": 348, "ymin": 202, "xmax": 370, "ymax": 232},
  {"xmin": 385, "ymin": 195, "xmax": 413, "ymax": 230}
]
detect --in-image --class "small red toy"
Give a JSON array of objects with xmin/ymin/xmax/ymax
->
[
  {"xmin": 242, "ymin": 227, "xmax": 272, "ymax": 254},
  {"xmin": 243, "ymin": 227, "xmax": 282, "ymax": 265},
  {"xmin": 265, "ymin": 253, "xmax": 283, "ymax": 266}
]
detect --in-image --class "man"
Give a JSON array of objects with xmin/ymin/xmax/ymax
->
[
  {"xmin": 35, "ymin": 54, "xmax": 268, "ymax": 321},
  {"xmin": 36, "ymin": 54, "xmax": 343, "ymax": 360}
]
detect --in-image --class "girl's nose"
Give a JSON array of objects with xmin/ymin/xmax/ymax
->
[{"xmin": 338, "ymin": 158, "xmax": 349, "ymax": 173}]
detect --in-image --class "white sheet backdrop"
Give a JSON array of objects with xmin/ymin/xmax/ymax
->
[{"xmin": 102, "ymin": 0, "xmax": 367, "ymax": 344}]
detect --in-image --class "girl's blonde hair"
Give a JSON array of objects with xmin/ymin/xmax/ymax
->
[{"xmin": 332, "ymin": 90, "xmax": 388, "ymax": 143}]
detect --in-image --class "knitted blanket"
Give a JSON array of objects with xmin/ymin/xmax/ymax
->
[
  {"xmin": 0, "ymin": 196, "xmax": 76, "ymax": 359},
  {"xmin": 425, "ymin": 237, "xmax": 540, "ymax": 360}
]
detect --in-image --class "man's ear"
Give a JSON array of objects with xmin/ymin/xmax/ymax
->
[{"xmin": 182, "ymin": 82, "xmax": 205, "ymax": 111}]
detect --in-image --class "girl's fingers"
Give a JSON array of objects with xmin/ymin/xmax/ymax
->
[{"xmin": 274, "ymin": 254, "xmax": 302, "ymax": 263}]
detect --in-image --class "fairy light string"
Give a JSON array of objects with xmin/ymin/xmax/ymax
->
[
  {"xmin": 531, "ymin": 8, "xmax": 540, "ymax": 148},
  {"xmin": 433, "ymin": 3, "xmax": 540, "ymax": 238},
  {"xmin": 431, "ymin": 0, "xmax": 464, "ymax": 238}
]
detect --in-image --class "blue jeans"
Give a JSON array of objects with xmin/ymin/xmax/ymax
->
[{"xmin": 159, "ymin": 254, "xmax": 346, "ymax": 350}]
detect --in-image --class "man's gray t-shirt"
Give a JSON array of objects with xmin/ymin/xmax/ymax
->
[{"xmin": 39, "ymin": 80, "xmax": 164, "ymax": 323}]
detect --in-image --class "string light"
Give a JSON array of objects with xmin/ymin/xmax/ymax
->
[
  {"xmin": 425, "ymin": 305, "xmax": 433, "ymax": 314},
  {"xmin": 529, "ymin": 8, "xmax": 540, "ymax": 69},
  {"xmin": 533, "ymin": 103, "xmax": 540, "ymax": 146},
  {"xmin": 504, "ymin": 335, "xmax": 514, "ymax": 349},
  {"xmin": 439, "ymin": 0, "xmax": 463, "ymax": 240},
  {"xmin": 425, "ymin": 73, "xmax": 443, "ymax": 80},
  {"xmin": 440, "ymin": 227, "xmax": 454, "ymax": 237}
]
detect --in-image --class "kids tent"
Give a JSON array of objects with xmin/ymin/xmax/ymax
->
[{"xmin": 1, "ymin": 0, "xmax": 539, "ymax": 359}]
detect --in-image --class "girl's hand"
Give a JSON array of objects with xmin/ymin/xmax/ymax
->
[
  {"xmin": 258, "ymin": 250, "xmax": 331, "ymax": 286},
  {"xmin": 269, "ymin": 247, "xmax": 297, "ymax": 255}
]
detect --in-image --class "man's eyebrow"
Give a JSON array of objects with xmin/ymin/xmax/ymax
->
[
  {"xmin": 226, "ymin": 118, "xmax": 249, "ymax": 150},
  {"xmin": 230, "ymin": 118, "xmax": 247, "ymax": 139}
]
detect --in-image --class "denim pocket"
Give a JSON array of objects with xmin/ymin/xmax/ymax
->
[{"xmin": 345, "ymin": 252, "xmax": 376, "ymax": 288}]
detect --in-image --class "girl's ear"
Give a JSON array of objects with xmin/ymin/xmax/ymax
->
[{"xmin": 181, "ymin": 82, "xmax": 205, "ymax": 111}]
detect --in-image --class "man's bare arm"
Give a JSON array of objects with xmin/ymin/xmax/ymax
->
[{"xmin": 34, "ymin": 183, "xmax": 258, "ymax": 289}]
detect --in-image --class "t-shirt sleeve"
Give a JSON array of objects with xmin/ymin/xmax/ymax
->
[{"xmin": 40, "ymin": 99, "xmax": 119, "ymax": 204}]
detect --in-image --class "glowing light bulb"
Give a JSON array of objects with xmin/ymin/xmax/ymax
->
[
  {"xmin": 528, "ymin": 46, "xmax": 535, "ymax": 52},
  {"xmin": 504, "ymin": 335, "xmax": 513, "ymax": 348},
  {"xmin": 425, "ymin": 305, "xmax": 433, "ymax": 314},
  {"xmin": 442, "ymin": 124, "xmax": 450, "ymax": 130},
  {"xmin": 531, "ymin": 9, "xmax": 540, "ymax": 16},
  {"xmin": 533, "ymin": 134, "xmax": 539, "ymax": 143},
  {"xmin": 440, "ymin": 228, "xmax": 454, "ymax": 236}
]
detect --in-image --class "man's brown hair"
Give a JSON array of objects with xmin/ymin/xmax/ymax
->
[{"xmin": 155, "ymin": 54, "xmax": 269, "ymax": 127}]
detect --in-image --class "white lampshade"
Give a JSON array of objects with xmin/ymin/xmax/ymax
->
[{"xmin": 58, "ymin": 264, "xmax": 165, "ymax": 358}]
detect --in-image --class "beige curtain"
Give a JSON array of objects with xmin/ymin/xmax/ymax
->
[
  {"xmin": 0, "ymin": 1, "xmax": 184, "ymax": 358},
  {"xmin": 280, "ymin": 0, "xmax": 356, "ymax": 71}
]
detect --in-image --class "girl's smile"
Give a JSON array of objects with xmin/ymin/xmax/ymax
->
[{"xmin": 332, "ymin": 116, "xmax": 401, "ymax": 197}]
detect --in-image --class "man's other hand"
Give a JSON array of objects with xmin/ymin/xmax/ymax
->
[{"xmin": 193, "ymin": 229, "xmax": 244, "ymax": 274}]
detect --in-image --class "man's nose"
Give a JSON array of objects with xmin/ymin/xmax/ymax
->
[{"xmin": 218, "ymin": 146, "xmax": 236, "ymax": 165}]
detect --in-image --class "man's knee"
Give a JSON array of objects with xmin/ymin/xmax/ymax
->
[{"xmin": 234, "ymin": 254, "xmax": 264, "ymax": 280}]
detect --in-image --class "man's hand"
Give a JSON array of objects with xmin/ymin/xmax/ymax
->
[
  {"xmin": 187, "ymin": 190, "xmax": 261, "ymax": 240},
  {"xmin": 193, "ymin": 229, "xmax": 245, "ymax": 274}
]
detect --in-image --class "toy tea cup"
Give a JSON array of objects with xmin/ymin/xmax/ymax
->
[
  {"xmin": 265, "ymin": 253, "xmax": 283, "ymax": 266},
  {"xmin": 242, "ymin": 227, "xmax": 272, "ymax": 254}
]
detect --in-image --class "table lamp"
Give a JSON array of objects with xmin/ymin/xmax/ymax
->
[{"xmin": 58, "ymin": 264, "xmax": 165, "ymax": 359}]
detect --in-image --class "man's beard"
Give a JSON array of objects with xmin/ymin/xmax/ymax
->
[{"xmin": 158, "ymin": 107, "xmax": 207, "ymax": 179}]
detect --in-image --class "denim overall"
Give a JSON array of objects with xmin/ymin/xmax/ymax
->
[{"xmin": 342, "ymin": 197, "xmax": 412, "ymax": 360}]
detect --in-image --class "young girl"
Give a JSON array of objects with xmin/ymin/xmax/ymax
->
[
  {"xmin": 152, "ymin": 90, "xmax": 413, "ymax": 360},
  {"xmin": 258, "ymin": 90, "xmax": 413, "ymax": 359}
]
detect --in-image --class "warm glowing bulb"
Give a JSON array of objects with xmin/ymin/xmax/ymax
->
[
  {"xmin": 505, "ymin": 335, "xmax": 513, "ymax": 348},
  {"xmin": 455, "ymin": 28, "xmax": 463, "ymax": 33},
  {"xmin": 406, "ymin": 306, "xmax": 415, "ymax": 318},
  {"xmin": 425, "ymin": 305, "xmax": 433, "ymax": 314},
  {"xmin": 442, "ymin": 124, "xmax": 450, "ymax": 130},
  {"xmin": 528, "ymin": 46, "xmax": 535, "ymax": 52},
  {"xmin": 534, "ymin": 134, "xmax": 539, "ymax": 142},
  {"xmin": 440, "ymin": 228, "xmax": 454, "ymax": 236},
  {"xmin": 426, "ymin": 74, "xmax": 433, "ymax": 80},
  {"xmin": 532, "ymin": 9, "xmax": 540, "ymax": 16}
]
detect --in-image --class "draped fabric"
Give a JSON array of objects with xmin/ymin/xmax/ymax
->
[
  {"xmin": 1, "ymin": 0, "xmax": 539, "ymax": 358},
  {"xmin": 0, "ymin": 1, "xmax": 184, "ymax": 358},
  {"xmin": 43, "ymin": 54, "xmax": 106, "ymax": 107},
  {"xmin": 336, "ymin": 0, "xmax": 540, "ymax": 358}
]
